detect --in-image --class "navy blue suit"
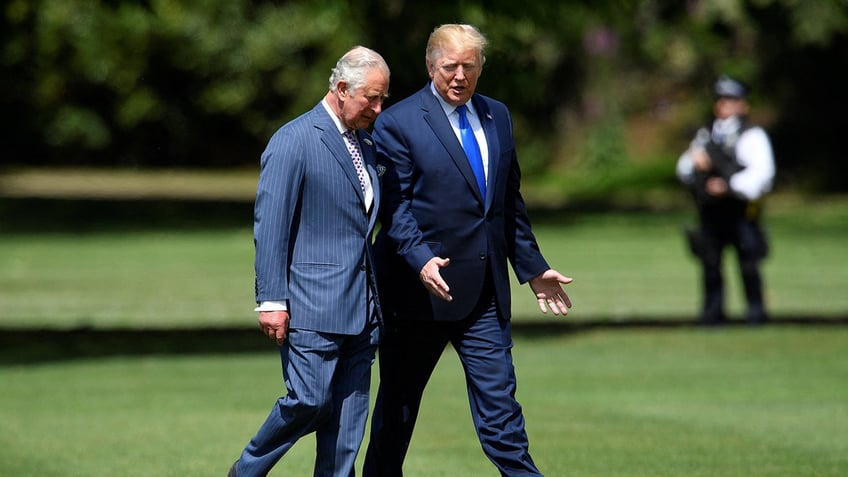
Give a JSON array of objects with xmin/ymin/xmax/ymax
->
[
  {"xmin": 236, "ymin": 102, "xmax": 382, "ymax": 477},
  {"xmin": 364, "ymin": 86, "xmax": 549, "ymax": 476}
]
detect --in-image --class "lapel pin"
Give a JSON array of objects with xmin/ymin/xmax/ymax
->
[
  {"xmin": 364, "ymin": 138, "xmax": 373, "ymax": 146},
  {"xmin": 376, "ymin": 165, "xmax": 386, "ymax": 177}
]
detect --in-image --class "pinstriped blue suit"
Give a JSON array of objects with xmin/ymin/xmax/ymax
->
[
  {"xmin": 254, "ymin": 102, "xmax": 381, "ymax": 333},
  {"xmin": 236, "ymin": 101, "xmax": 382, "ymax": 477}
]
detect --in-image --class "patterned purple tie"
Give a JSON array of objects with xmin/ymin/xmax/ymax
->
[{"xmin": 343, "ymin": 130, "xmax": 368, "ymax": 192}]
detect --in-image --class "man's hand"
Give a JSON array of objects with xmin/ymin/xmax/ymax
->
[
  {"xmin": 692, "ymin": 148, "xmax": 713, "ymax": 172},
  {"xmin": 259, "ymin": 310, "xmax": 290, "ymax": 345},
  {"xmin": 705, "ymin": 176, "xmax": 729, "ymax": 197},
  {"xmin": 419, "ymin": 257, "xmax": 452, "ymax": 302},
  {"xmin": 529, "ymin": 269, "xmax": 573, "ymax": 315}
]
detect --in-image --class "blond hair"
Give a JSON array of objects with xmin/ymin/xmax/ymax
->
[{"xmin": 426, "ymin": 24, "xmax": 488, "ymax": 67}]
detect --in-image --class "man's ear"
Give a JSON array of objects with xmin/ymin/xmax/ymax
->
[{"xmin": 337, "ymin": 81, "xmax": 349, "ymax": 98}]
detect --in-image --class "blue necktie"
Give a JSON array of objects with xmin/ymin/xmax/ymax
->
[{"xmin": 456, "ymin": 104, "xmax": 486, "ymax": 198}]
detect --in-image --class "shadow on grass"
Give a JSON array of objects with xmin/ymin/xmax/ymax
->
[
  {"xmin": 3, "ymin": 197, "xmax": 847, "ymax": 365},
  {"xmin": 2, "ymin": 317, "xmax": 847, "ymax": 366},
  {"xmin": 0, "ymin": 197, "xmax": 603, "ymax": 234},
  {"xmin": 0, "ymin": 197, "xmax": 255, "ymax": 233}
]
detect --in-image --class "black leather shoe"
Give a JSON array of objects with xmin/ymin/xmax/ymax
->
[
  {"xmin": 228, "ymin": 460, "xmax": 239, "ymax": 477},
  {"xmin": 699, "ymin": 313, "xmax": 726, "ymax": 326},
  {"xmin": 746, "ymin": 313, "xmax": 769, "ymax": 325}
]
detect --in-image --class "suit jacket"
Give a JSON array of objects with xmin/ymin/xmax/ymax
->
[
  {"xmin": 374, "ymin": 86, "xmax": 548, "ymax": 321},
  {"xmin": 254, "ymin": 102, "xmax": 381, "ymax": 335}
]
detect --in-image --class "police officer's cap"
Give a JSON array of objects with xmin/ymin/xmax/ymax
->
[{"xmin": 713, "ymin": 75, "xmax": 748, "ymax": 99}]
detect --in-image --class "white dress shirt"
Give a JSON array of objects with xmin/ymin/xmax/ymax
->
[
  {"xmin": 676, "ymin": 117, "xmax": 775, "ymax": 201},
  {"xmin": 322, "ymin": 99, "xmax": 374, "ymax": 210},
  {"xmin": 430, "ymin": 83, "xmax": 489, "ymax": 181}
]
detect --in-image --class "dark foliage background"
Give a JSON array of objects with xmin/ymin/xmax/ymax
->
[{"xmin": 1, "ymin": 0, "xmax": 846, "ymax": 190}]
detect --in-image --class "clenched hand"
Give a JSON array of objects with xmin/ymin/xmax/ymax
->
[{"xmin": 259, "ymin": 310, "xmax": 290, "ymax": 345}]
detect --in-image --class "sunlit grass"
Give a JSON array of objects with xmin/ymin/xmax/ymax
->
[
  {"xmin": 1, "ymin": 327, "xmax": 845, "ymax": 476},
  {"xmin": 2, "ymin": 196, "xmax": 846, "ymax": 328}
]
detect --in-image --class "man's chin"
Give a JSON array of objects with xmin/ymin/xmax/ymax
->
[
  {"xmin": 446, "ymin": 94, "xmax": 470, "ymax": 105},
  {"xmin": 357, "ymin": 118, "xmax": 376, "ymax": 128},
  {"xmin": 450, "ymin": 90, "xmax": 467, "ymax": 100}
]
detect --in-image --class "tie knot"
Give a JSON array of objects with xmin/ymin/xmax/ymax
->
[{"xmin": 456, "ymin": 104, "xmax": 468, "ymax": 118}]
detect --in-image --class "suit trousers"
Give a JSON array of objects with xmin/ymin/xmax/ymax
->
[
  {"xmin": 237, "ymin": 319, "xmax": 380, "ymax": 477},
  {"xmin": 697, "ymin": 206, "xmax": 767, "ymax": 323},
  {"xmin": 364, "ymin": 281, "xmax": 542, "ymax": 477}
]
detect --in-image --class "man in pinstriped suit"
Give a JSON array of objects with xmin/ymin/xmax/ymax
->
[{"xmin": 228, "ymin": 46, "xmax": 390, "ymax": 477}]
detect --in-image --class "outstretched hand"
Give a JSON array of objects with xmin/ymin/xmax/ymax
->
[
  {"xmin": 529, "ymin": 269, "xmax": 573, "ymax": 315},
  {"xmin": 419, "ymin": 256, "xmax": 453, "ymax": 302}
]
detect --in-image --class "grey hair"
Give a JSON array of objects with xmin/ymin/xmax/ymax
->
[{"xmin": 328, "ymin": 46, "xmax": 390, "ymax": 93}]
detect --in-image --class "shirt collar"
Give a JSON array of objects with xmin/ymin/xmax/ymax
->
[
  {"xmin": 713, "ymin": 116, "xmax": 742, "ymax": 136},
  {"xmin": 429, "ymin": 82, "xmax": 478, "ymax": 119},
  {"xmin": 321, "ymin": 98, "xmax": 348, "ymax": 135}
]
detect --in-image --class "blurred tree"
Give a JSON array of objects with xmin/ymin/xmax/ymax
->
[
  {"xmin": 0, "ymin": 0, "xmax": 846, "ymax": 190},
  {"xmin": 1, "ymin": 0, "xmax": 363, "ymax": 167},
  {"xmin": 751, "ymin": 0, "xmax": 848, "ymax": 191}
]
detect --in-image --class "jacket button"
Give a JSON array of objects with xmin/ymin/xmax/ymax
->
[
  {"xmin": 479, "ymin": 253, "xmax": 486, "ymax": 260},
  {"xmin": 360, "ymin": 264, "xmax": 367, "ymax": 271}
]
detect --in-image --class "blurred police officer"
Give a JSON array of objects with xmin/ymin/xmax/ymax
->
[{"xmin": 677, "ymin": 75, "xmax": 775, "ymax": 325}]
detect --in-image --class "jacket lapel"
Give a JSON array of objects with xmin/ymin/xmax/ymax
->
[
  {"xmin": 419, "ymin": 88, "xmax": 486, "ymax": 205},
  {"xmin": 313, "ymin": 105, "xmax": 367, "ymax": 205},
  {"xmin": 471, "ymin": 96, "xmax": 498, "ymax": 211},
  {"xmin": 359, "ymin": 131, "xmax": 381, "ymax": 226}
]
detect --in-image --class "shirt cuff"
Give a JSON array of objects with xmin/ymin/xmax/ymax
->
[{"xmin": 254, "ymin": 300, "xmax": 288, "ymax": 312}]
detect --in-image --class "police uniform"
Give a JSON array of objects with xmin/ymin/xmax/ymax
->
[{"xmin": 676, "ymin": 76, "xmax": 776, "ymax": 324}]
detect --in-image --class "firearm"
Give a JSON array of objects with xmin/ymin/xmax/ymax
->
[
  {"xmin": 689, "ymin": 129, "xmax": 745, "ymax": 205},
  {"xmin": 704, "ymin": 141, "xmax": 744, "ymax": 182}
]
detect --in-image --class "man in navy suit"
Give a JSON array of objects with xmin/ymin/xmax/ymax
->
[
  {"xmin": 363, "ymin": 25, "xmax": 572, "ymax": 476},
  {"xmin": 228, "ymin": 46, "xmax": 390, "ymax": 477}
]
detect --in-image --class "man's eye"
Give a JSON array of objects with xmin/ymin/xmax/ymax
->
[{"xmin": 440, "ymin": 64, "xmax": 475, "ymax": 73}]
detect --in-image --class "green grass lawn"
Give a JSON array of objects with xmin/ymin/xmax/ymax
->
[
  {"xmin": 1, "ymin": 192, "xmax": 847, "ymax": 475},
  {"xmin": 1, "ymin": 327, "xmax": 846, "ymax": 476},
  {"xmin": 2, "ymin": 194, "xmax": 846, "ymax": 328},
  {"xmin": 0, "ymin": 228, "xmax": 256, "ymax": 328}
]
